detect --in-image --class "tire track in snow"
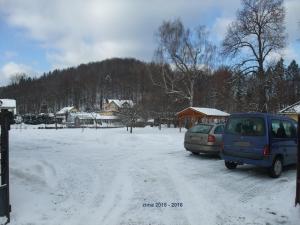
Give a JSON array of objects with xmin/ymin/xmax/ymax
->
[
  {"xmin": 126, "ymin": 160, "xmax": 190, "ymax": 225},
  {"xmin": 43, "ymin": 155, "xmax": 105, "ymax": 225},
  {"xmin": 83, "ymin": 163, "xmax": 133, "ymax": 225},
  {"xmin": 162, "ymin": 161, "xmax": 217, "ymax": 225}
]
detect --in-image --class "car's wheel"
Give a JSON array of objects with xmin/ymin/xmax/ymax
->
[
  {"xmin": 225, "ymin": 161, "xmax": 237, "ymax": 169},
  {"xmin": 269, "ymin": 157, "xmax": 283, "ymax": 178}
]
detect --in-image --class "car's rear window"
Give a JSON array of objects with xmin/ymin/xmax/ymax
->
[
  {"xmin": 225, "ymin": 117, "xmax": 266, "ymax": 136},
  {"xmin": 189, "ymin": 124, "xmax": 213, "ymax": 134},
  {"xmin": 214, "ymin": 125, "xmax": 224, "ymax": 134}
]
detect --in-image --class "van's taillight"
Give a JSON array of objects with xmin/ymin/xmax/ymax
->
[
  {"xmin": 263, "ymin": 145, "xmax": 270, "ymax": 156},
  {"xmin": 208, "ymin": 135, "xmax": 216, "ymax": 143}
]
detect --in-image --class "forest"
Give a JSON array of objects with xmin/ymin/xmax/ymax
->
[
  {"xmin": 0, "ymin": 0, "xmax": 299, "ymax": 116},
  {"xmin": 0, "ymin": 57, "xmax": 299, "ymax": 115}
]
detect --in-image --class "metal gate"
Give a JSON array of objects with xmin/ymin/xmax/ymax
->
[{"xmin": 0, "ymin": 109, "xmax": 14, "ymax": 223}]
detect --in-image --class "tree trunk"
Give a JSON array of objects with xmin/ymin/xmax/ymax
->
[
  {"xmin": 55, "ymin": 114, "xmax": 57, "ymax": 130},
  {"xmin": 257, "ymin": 68, "xmax": 267, "ymax": 112},
  {"xmin": 189, "ymin": 79, "xmax": 194, "ymax": 107},
  {"xmin": 159, "ymin": 118, "xmax": 161, "ymax": 130}
]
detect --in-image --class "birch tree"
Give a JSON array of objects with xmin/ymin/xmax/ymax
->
[{"xmin": 152, "ymin": 19, "xmax": 216, "ymax": 107}]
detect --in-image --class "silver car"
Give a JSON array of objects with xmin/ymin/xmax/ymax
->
[{"xmin": 184, "ymin": 123, "xmax": 225, "ymax": 155}]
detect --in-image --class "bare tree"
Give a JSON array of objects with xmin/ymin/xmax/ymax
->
[
  {"xmin": 222, "ymin": 0, "xmax": 286, "ymax": 112},
  {"xmin": 152, "ymin": 19, "xmax": 216, "ymax": 106},
  {"xmin": 117, "ymin": 105, "xmax": 140, "ymax": 133},
  {"xmin": 9, "ymin": 73, "xmax": 28, "ymax": 85}
]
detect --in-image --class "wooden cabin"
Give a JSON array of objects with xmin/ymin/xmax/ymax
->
[
  {"xmin": 279, "ymin": 101, "xmax": 300, "ymax": 121},
  {"xmin": 177, "ymin": 107, "xmax": 230, "ymax": 128}
]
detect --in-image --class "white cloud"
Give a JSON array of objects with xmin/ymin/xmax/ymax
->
[
  {"xmin": 282, "ymin": 46, "xmax": 300, "ymax": 63},
  {"xmin": 0, "ymin": 0, "xmax": 299, "ymax": 70},
  {"xmin": 0, "ymin": 62, "xmax": 35, "ymax": 86},
  {"xmin": 285, "ymin": 0, "xmax": 300, "ymax": 43},
  {"xmin": 211, "ymin": 17, "xmax": 234, "ymax": 43},
  {"xmin": 0, "ymin": 0, "xmax": 229, "ymax": 69}
]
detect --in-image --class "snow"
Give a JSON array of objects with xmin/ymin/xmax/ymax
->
[
  {"xmin": 108, "ymin": 99, "xmax": 134, "ymax": 108},
  {"xmin": 294, "ymin": 105, "xmax": 300, "ymax": 113},
  {"xmin": 56, "ymin": 106, "xmax": 76, "ymax": 115},
  {"xmin": 98, "ymin": 115, "xmax": 118, "ymax": 120},
  {"xmin": 67, "ymin": 112, "xmax": 119, "ymax": 121},
  {"xmin": 68, "ymin": 112, "xmax": 101, "ymax": 120},
  {"xmin": 7, "ymin": 126, "xmax": 300, "ymax": 225},
  {"xmin": 177, "ymin": 107, "xmax": 230, "ymax": 117},
  {"xmin": 279, "ymin": 101, "xmax": 300, "ymax": 113},
  {"xmin": 0, "ymin": 99, "xmax": 16, "ymax": 109}
]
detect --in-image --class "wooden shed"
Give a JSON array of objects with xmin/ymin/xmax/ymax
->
[
  {"xmin": 279, "ymin": 101, "xmax": 300, "ymax": 121},
  {"xmin": 177, "ymin": 107, "xmax": 230, "ymax": 129}
]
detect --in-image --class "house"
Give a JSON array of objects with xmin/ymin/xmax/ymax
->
[
  {"xmin": 278, "ymin": 101, "xmax": 300, "ymax": 121},
  {"xmin": 98, "ymin": 115, "xmax": 121, "ymax": 127},
  {"xmin": 102, "ymin": 99, "xmax": 134, "ymax": 116},
  {"xmin": 56, "ymin": 106, "xmax": 78, "ymax": 123},
  {"xmin": 66, "ymin": 112, "xmax": 100, "ymax": 128},
  {"xmin": 66, "ymin": 112, "xmax": 121, "ymax": 128},
  {"xmin": 176, "ymin": 107, "xmax": 230, "ymax": 128}
]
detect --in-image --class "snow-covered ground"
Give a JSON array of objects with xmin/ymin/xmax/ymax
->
[{"xmin": 4, "ymin": 126, "xmax": 300, "ymax": 225}]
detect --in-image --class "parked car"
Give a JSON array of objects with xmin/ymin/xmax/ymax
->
[
  {"xmin": 221, "ymin": 113, "xmax": 297, "ymax": 178},
  {"xmin": 184, "ymin": 123, "xmax": 225, "ymax": 155}
]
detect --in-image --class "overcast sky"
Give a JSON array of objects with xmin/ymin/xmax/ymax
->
[{"xmin": 0, "ymin": 0, "xmax": 300, "ymax": 86}]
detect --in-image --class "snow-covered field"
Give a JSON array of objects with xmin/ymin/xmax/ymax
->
[{"xmin": 4, "ymin": 126, "xmax": 300, "ymax": 225}]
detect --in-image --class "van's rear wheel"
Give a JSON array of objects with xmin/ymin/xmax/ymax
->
[
  {"xmin": 269, "ymin": 157, "xmax": 283, "ymax": 178},
  {"xmin": 225, "ymin": 161, "xmax": 237, "ymax": 169}
]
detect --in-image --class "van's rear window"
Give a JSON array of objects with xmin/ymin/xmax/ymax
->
[
  {"xmin": 225, "ymin": 117, "xmax": 265, "ymax": 136},
  {"xmin": 189, "ymin": 124, "xmax": 213, "ymax": 134}
]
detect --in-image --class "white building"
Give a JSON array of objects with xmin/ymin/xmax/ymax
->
[{"xmin": 0, "ymin": 99, "xmax": 16, "ymax": 114}]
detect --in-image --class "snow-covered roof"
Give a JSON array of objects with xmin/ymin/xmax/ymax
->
[
  {"xmin": 56, "ymin": 106, "xmax": 76, "ymax": 115},
  {"xmin": 177, "ymin": 107, "xmax": 230, "ymax": 116},
  {"xmin": 0, "ymin": 99, "xmax": 16, "ymax": 109},
  {"xmin": 98, "ymin": 115, "xmax": 118, "ymax": 120},
  {"xmin": 70, "ymin": 112, "xmax": 118, "ymax": 120},
  {"xmin": 279, "ymin": 101, "xmax": 300, "ymax": 114},
  {"xmin": 108, "ymin": 99, "xmax": 134, "ymax": 108}
]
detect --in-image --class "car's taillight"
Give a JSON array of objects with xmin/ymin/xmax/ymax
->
[
  {"xmin": 208, "ymin": 135, "xmax": 216, "ymax": 143},
  {"xmin": 263, "ymin": 145, "xmax": 270, "ymax": 156}
]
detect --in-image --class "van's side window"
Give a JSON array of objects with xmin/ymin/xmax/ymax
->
[{"xmin": 271, "ymin": 120, "xmax": 296, "ymax": 139}]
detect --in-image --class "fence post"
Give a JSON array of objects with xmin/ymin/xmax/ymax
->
[
  {"xmin": 296, "ymin": 115, "xmax": 300, "ymax": 206},
  {"xmin": 0, "ymin": 109, "xmax": 13, "ymax": 223}
]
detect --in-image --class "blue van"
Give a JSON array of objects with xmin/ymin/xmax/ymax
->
[{"xmin": 221, "ymin": 113, "xmax": 297, "ymax": 178}]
